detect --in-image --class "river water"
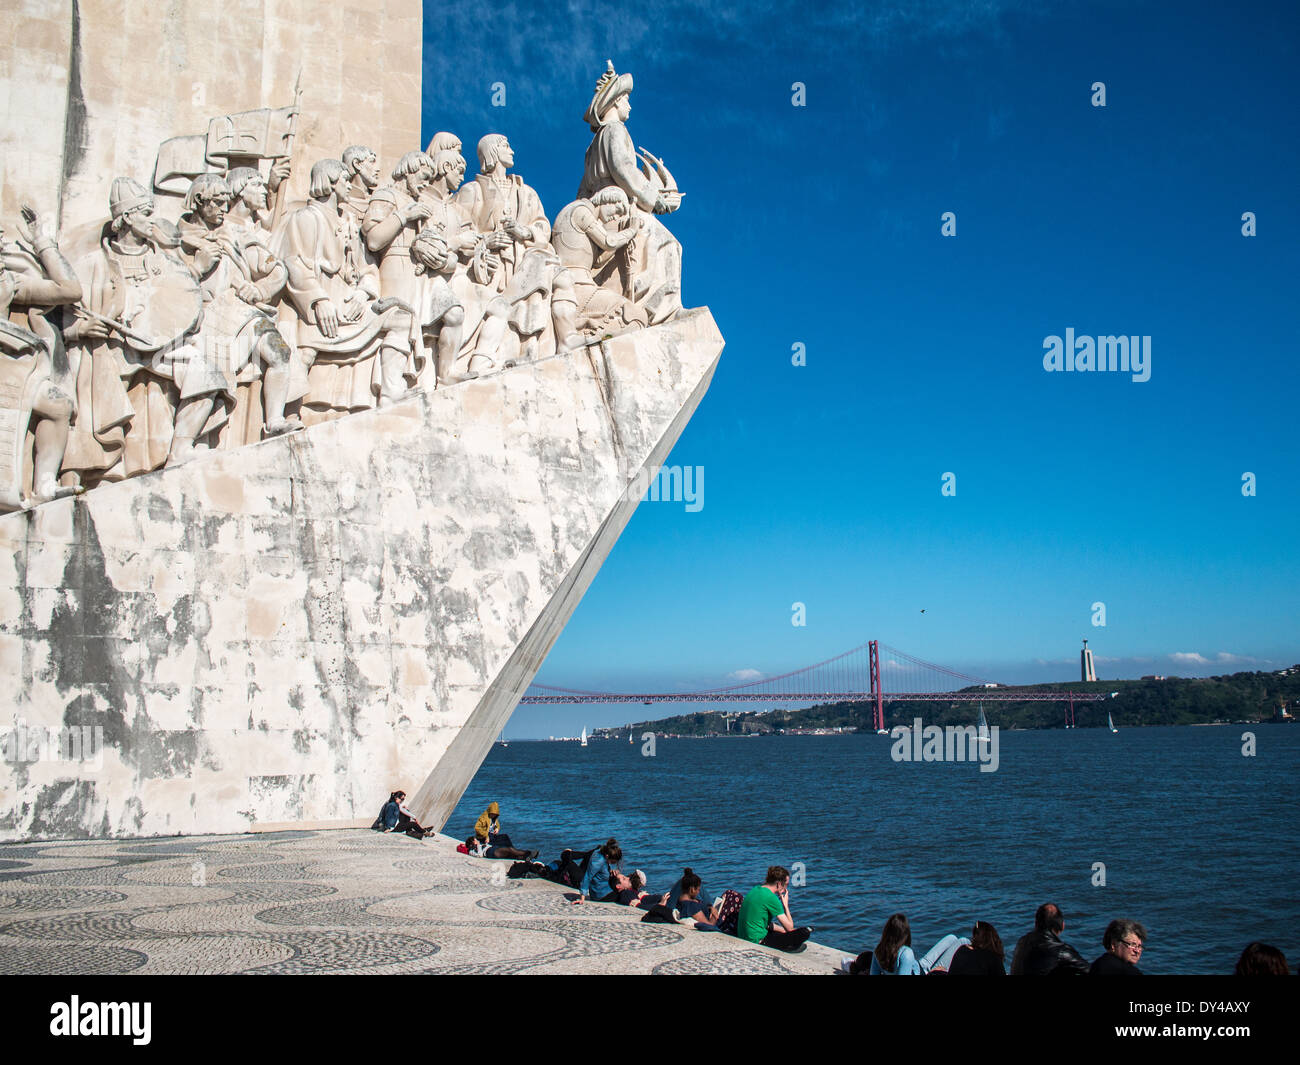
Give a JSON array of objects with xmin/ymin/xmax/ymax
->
[{"xmin": 446, "ymin": 723, "xmax": 1299, "ymax": 974}]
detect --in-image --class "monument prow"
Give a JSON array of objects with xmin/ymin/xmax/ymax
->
[{"xmin": 0, "ymin": 309, "xmax": 722, "ymax": 840}]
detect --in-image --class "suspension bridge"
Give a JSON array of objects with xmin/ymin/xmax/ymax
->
[{"xmin": 518, "ymin": 640, "xmax": 1109, "ymax": 730}]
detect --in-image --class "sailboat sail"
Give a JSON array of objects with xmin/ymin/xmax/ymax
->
[
  {"xmin": 580, "ymin": 727, "xmax": 588, "ymax": 747},
  {"xmin": 1108, "ymin": 713, "xmax": 1117, "ymax": 733},
  {"xmin": 976, "ymin": 703, "xmax": 990, "ymax": 743}
]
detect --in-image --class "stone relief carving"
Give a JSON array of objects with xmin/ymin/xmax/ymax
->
[
  {"xmin": 272, "ymin": 160, "xmax": 415, "ymax": 420},
  {"xmin": 178, "ymin": 173, "xmax": 301, "ymax": 441},
  {"xmin": 62, "ymin": 179, "xmax": 221, "ymax": 483},
  {"xmin": 0, "ymin": 206, "xmax": 83, "ymax": 511},
  {"xmin": 456, "ymin": 135, "xmax": 580, "ymax": 362},
  {"xmin": 551, "ymin": 188, "xmax": 647, "ymax": 337},
  {"xmin": 0, "ymin": 63, "xmax": 685, "ymax": 511}
]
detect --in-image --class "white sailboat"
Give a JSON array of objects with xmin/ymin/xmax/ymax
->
[
  {"xmin": 1108, "ymin": 713, "xmax": 1118, "ymax": 734},
  {"xmin": 976, "ymin": 703, "xmax": 991, "ymax": 744},
  {"xmin": 580, "ymin": 727, "xmax": 588, "ymax": 747}
]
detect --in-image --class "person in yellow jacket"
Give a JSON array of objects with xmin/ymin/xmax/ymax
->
[
  {"xmin": 469, "ymin": 802, "xmax": 537, "ymax": 861},
  {"xmin": 474, "ymin": 802, "xmax": 502, "ymax": 844}
]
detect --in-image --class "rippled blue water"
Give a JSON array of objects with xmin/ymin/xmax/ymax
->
[{"xmin": 447, "ymin": 723, "xmax": 1300, "ymax": 974}]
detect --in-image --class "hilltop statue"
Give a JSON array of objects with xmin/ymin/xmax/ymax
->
[
  {"xmin": 578, "ymin": 61, "xmax": 683, "ymax": 324},
  {"xmin": 0, "ymin": 205, "xmax": 83, "ymax": 510}
]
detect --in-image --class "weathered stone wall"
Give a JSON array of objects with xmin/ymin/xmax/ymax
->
[
  {"xmin": 1, "ymin": 0, "xmax": 422, "ymax": 231},
  {"xmin": 0, "ymin": 309, "xmax": 723, "ymax": 840}
]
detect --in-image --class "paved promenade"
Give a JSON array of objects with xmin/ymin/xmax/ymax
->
[{"xmin": 0, "ymin": 830, "xmax": 844, "ymax": 975}]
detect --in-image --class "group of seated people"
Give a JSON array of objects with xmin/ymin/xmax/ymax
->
[
  {"xmin": 516, "ymin": 840, "xmax": 816, "ymax": 953},
  {"xmin": 384, "ymin": 796, "xmax": 1292, "ymax": 974},
  {"xmin": 846, "ymin": 902, "xmax": 1292, "ymax": 976}
]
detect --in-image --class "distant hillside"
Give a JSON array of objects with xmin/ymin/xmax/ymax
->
[{"xmin": 591, "ymin": 668, "xmax": 1300, "ymax": 737}]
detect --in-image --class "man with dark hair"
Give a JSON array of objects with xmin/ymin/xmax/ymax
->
[
  {"xmin": 737, "ymin": 865, "xmax": 812, "ymax": 953},
  {"xmin": 1091, "ymin": 918, "xmax": 1147, "ymax": 975},
  {"xmin": 1010, "ymin": 902, "xmax": 1088, "ymax": 975}
]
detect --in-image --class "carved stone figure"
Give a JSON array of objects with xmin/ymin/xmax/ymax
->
[
  {"xmin": 361, "ymin": 150, "xmax": 437, "ymax": 403},
  {"xmin": 578, "ymin": 61, "xmax": 683, "ymax": 324},
  {"xmin": 456, "ymin": 134, "xmax": 551, "ymax": 285},
  {"xmin": 457, "ymin": 134, "xmax": 580, "ymax": 361},
  {"xmin": 217, "ymin": 167, "xmax": 310, "ymax": 444},
  {"xmin": 340, "ymin": 145, "xmax": 382, "ymax": 228},
  {"xmin": 551, "ymin": 188, "xmax": 647, "ymax": 337},
  {"xmin": 425, "ymin": 131, "xmax": 463, "ymax": 158},
  {"xmin": 178, "ymin": 173, "xmax": 301, "ymax": 438},
  {"xmin": 63, "ymin": 178, "xmax": 228, "ymax": 482},
  {"xmin": 271, "ymin": 159, "xmax": 414, "ymax": 420},
  {"xmin": 412, "ymin": 143, "xmax": 510, "ymax": 379},
  {"xmin": 0, "ymin": 205, "xmax": 83, "ymax": 510}
]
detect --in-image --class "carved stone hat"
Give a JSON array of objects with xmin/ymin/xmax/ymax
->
[
  {"xmin": 109, "ymin": 177, "xmax": 154, "ymax": 219},
  {"xmin": 584, "ymin": 60, "xmax": 633, "ymax": 131}
]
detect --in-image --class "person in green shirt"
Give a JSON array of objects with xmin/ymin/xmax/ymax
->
[{"xmin": 736, "ymin": 866, "xmax": 812, "ymax": 952}]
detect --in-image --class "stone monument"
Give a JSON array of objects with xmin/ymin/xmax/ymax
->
[{"xmin": 1, "ymin": 14, "xmax": 722, "ymax": 842}]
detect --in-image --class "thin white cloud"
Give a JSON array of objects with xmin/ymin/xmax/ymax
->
[
  {"xmin": 727, "ymin": 668, "xmax": 764, "ymax": 683},
  {"xmin": 1170, "ymin": 652, "xmax": 1210, "ymax": 665},
  {"xmin": 1214, "ymin": 652, "xmax": 1261, "ymax": 666}
]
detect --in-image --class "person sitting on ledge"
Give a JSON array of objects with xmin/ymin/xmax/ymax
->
[
  {"xmin": 473, "ymin": 801, "xmax": 516, "ymax": 850},
  {"xmin": 848, "ymin": 913, "xmax": 967, "ymax": 974},
  {"xmin": 946, "ymin": 921, "xmax": 1006, "ymax": 975},
  {"xmin": 670, "ymin": 868, "xmax": 720, "ymax": 927},
  {"xmin": 373, "ymin": 791, "xmax": 429, "ymax": 838},
  {"xmin": 572, "ymin": 838, "xmax": 623, "ymax": 903},
  {"xmin": 468, "ymin": 800, "xmax": 537, "ymax": 859},
  {"xmin": 1011, "ymin": 903, "xmax": 1089, "ymax": 976},
  {"xmin": 737, "ymin": 866, "xmax": 812, "ymax": 953},
  {"xmin": 1233, "ymin": 941, "xmax": 1290, "ymax": 976},
  {"xmin": 1091, "ymin": 918, "xmax": 1147, "ymax": 975},
  {"xmin": 464, "ymin": 835, "xmax": 537, "ymax": 862}
]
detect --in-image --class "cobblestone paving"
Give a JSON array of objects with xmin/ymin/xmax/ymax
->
[{"xmin": 0, "ymin": 831, "xmax": 843, "ymax": 975}]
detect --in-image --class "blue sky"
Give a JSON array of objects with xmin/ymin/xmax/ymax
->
[{"xmin": 421, "ymin": 0, "xmax": 1300, "ymax": 737}]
